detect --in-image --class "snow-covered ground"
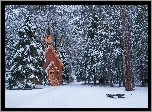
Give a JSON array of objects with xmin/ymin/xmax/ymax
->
[{"xmin": 5, "ymin": 81, "xmax": 148, "ymax": 108}]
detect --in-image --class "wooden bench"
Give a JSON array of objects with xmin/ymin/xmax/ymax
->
[{"xmin": 106, "ymin": 94, "xmax": 125, "ymax": 98}]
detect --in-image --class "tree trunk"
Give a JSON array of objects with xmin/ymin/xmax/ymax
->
[
  {"xmin": 110, "ymin": 74, "xmax": 113, "ymax": 87},
  {"xmin": 141, "ymin": 73, "xmax": 144, "ymax": 86},
  {"xmin": 84, "ymin": 72, "xmax": 86, "ymax": 84},
  {"xmin": 119, "ymin": 77, "xmax": 121, "ymax": 87},
  {"xmin": 122, "ymin": 75, "xmax": 125, "ymax": 87},
  {"xmin": 94, "ymin": 76, "xmax": 96, "ymax": 86},
  {"xmin": 119, "ymin": 73, "xmax": 123, "ymax": 87},
  {"xmin": 120, "ymin": 5, "xmax": 134, "ymax": 91},
  {"xmin": 118, "ymin": 62, "xmax": 122, "ymax": 87}
]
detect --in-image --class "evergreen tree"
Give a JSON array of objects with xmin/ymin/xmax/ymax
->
[
  {"xmin": 85, "ymin": 5, "xmax": 101, "ymax": 85},
  {"xmin": 103, "ymin": 5, "xmax": 123, "ymax": 87},
  {"xmin": 58, "ymin": 41, "xmax": 71, "ymax": 83},
  {"xmin": 130, "ymin": 5, "xmax": 148, "ymax": 86},
  {"xmin": 5, "ymin": 29, "xmax": 17, "ymax": 89},
  {"xmin": 8, "ymin": 16, "xmax": 47, "ymax": 89}
]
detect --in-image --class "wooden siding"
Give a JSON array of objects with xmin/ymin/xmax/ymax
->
[{"xmin": 43, "ymin": 48, "xmax": 63, "ymax": 85}]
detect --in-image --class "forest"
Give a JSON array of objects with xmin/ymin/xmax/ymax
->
[{"xmin": 5, "ymin": 5, "xmax": 148, "ymax": 89}]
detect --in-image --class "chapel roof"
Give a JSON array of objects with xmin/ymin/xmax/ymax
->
[{"xmin": 44, "ymin": 45, "xmax": 64, "ymax": 68}]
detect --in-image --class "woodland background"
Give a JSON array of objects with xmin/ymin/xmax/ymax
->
[{"xmin": 5, "ymin": 5, "xmax": 148, "ymax": 89}]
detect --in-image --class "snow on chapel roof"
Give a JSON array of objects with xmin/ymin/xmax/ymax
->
[
  {"xmin": 45, "ymin": 61, "xmax": 59, "ymax": 73},
  {"xmin": 45, "ymin": 61, "xmax": 53, "ymax": 73}
]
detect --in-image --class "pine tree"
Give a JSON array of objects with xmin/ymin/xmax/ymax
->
[
  {"xmin": 8, "ymin": 16, "xmax": 47, "ymax": 89},
  {"xmin": 59, "ymin": 45, "xmax": 67, "ymax": 83},
  {"xmin": 130, "ymin": 5, "xmax": 148, "ymax": 86},
  {"xmin": 85, "ymin": 5, "xmax": 100, "ymax": 85},
  {"xmin": 104, "ymin": 5, "xmax": 123, "ymax": 87},
  {"xmin": 5, "ymin": 29, "xmax": 17, "ymax": 89}
]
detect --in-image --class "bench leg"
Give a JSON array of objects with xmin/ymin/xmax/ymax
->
[
  {"xmin": 110, "ymin": 96, "xmax": 114, "ymax": 98},
  {"xmin": 118, "ymin": 96, "xmax": 125, "ymax": 98}
]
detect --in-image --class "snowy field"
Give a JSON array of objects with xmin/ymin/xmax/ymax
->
[{"xmin": 5, "ymin": 81, "xmax": 148, "ymax": 108}]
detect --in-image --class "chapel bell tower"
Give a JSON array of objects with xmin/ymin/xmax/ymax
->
[{"xmin": 44, "ymin": 20, "xmax": 52, "ymax": 45}]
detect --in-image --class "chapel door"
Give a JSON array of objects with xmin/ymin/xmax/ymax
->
[{"xmin": 49, "ymin": 70, "xmax": 55, "ymax": 80}]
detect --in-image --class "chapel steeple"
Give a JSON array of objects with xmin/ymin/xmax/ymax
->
[{"xmin": 44, "ymin": 20, "xmax": 52, "ymax": 45}]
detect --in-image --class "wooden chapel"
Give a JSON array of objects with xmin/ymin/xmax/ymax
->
[{"xmin": 43, "ymin": 21, "xmax": 64, "ymax": 86}]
